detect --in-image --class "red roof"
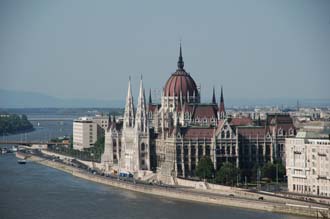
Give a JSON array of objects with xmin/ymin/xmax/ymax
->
[
  {"xmin": 266, "ymin": 114, "xmax": 293, "ymax": 125},
  {"xmin": 229, "ymin": 117, "xmax": 253, "ymax": 126},
  {"xmin": 164, "ymin": 70, "xmax": 198, "ymax": 97},
  {"xmin": 192, "ymin": 105, "xmax": 218, "ymax": 119},
  {"xmin": 181, "ymin": 127, "xmax": 215, "ymax": 139},
  {"xmin": 237, "ymin": 127, "xmax": 266, "ymax": 138}
]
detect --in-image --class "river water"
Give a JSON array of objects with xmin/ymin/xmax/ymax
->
[{"xmin": 0, "ymin": 112, "xmax": 309, "ymax": 219}]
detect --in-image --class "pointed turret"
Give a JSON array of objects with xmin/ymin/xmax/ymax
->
[
  {"xmin": 149, "ymin": 88, "xmax": 152, "ymax": 104},
  {"xmin": 135, "ymin": 76, "xmax": 148, "ymax": 132},
  {"xmin": 219, "ymin": 86, "xmax": 226, "ymax": 119},
  {"xmin": 123, "ymin": 77, "xmax": 135, "ymax": 129},
  {"xmin": 177, "ymin": 43, "xmax": 184, "ymax": 70},
  {"xmin": 212, "ymin": 86, "xmax": 216, "ymax": 104},
  {"xmin": 107, "ymin": 112, "xmax": 112, "ymax": 130}
]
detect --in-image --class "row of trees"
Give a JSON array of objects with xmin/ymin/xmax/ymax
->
[
  {"xmin": 196, "ymin": 156, "xmax": 286, "ymax": 186},
  {"xmin": 48, "ymin": 136, "xmax": 105, "ymax": 162},
  {"xmin": 0, "ymin": 114, "xmax": 34, "ymax": 134}
]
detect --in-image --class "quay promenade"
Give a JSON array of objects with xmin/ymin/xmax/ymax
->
[{"xmin": 16, "ymin": 151, "xmax": 330, "ymax": 218}]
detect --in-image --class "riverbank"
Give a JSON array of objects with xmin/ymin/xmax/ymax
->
[
  {"xmin": 0, "ymin": 127, "xmax": 35, "ymax": 136},
  {"xmin": 16, "ymin": 151, "xmax": 330, "ymax": 218},
  {"xmin": 0, "ymin": 113, "xmax": 34, "ymax": 135}
]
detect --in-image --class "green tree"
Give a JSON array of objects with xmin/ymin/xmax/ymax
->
[
  {"xmin": 215, "ymin": 162, "xmax": 240, "ymax": 186},
  {"xmin": 196, "ymin": 156, "xmax": 214, "ymax": 180},
  {"xmin": 261, "ymin": 161, "xmax": 286, "ymax": 182},
  {"xmin": 0, "ymin": 113, "xmax": 33, "ymax": 134},
  {"xmin": 277, "ymin": 162, "xmax": 286, "ymax": 181},
  {"xmin": 94, "ymin": 136, "xmax": 105, "ymax": 153}
]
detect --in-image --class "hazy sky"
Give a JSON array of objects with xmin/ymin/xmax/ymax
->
[{"xmin": 1, "ymin": 0, "xmax": 329, "ymax": 102}]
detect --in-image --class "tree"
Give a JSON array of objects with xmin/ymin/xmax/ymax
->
[
  {"xmin": 261, "ymin": 162, "xmax": 276, "ymax": 181},
  {"xmin": 262, "ymin": 161, "xmax": 286, "ymax": 181},
  {"xmin": 277, "ymin": 162, "xmax": 286, "ymax": 182},
  {"xmin": 215, "ymin": 162, "xmax": 239, "ymax": 186},
  {"xmin": 261, "ymin": 161, "xmax": 286, "ymax": 182},
  {"xmin": 196, "ymin": 156, "xmax": 214, "ymax": 180},
  {"xmin": 94, "ymin": 136, "xmax": 105, "ymax": 153}
]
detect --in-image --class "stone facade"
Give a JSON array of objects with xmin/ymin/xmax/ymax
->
[{"xmin": 286, "ymin": 132, "xmax": 330, "ymax": 197}]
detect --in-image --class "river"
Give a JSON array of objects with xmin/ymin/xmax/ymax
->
[{"xmin": 0, "ymin": 111, "xmax": 309, "ymax": 219}]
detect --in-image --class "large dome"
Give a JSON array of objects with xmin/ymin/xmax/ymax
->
[
  {"xmin": 164, "ymin": 70, "xmax": 198, "ymax": 97},
  {"xmin": 164, "ymin": 46, "xmax": 198, "ymax": 97}
]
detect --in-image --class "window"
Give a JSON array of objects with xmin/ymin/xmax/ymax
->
[
  {"xmin": 289, "ymin": 128, "xmax": 294, "ymax": 136},
  {"xmin": 278, "ymin": 128, "xmax": 283, "ymax": 136}
]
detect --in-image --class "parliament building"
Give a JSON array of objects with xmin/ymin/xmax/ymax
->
[{"xmin": 101, "ymin": 46, "xmax": 296, "ymax": 183}]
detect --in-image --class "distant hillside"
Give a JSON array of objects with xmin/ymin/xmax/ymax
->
[
  {"xmin": 0, "ymin": 89, "xmax": 329, "ymax": 108},
  {"xmin": 0, "ymin": 89, "xmax": 124, "ymax": 108}
]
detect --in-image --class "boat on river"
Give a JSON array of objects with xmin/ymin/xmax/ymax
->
[
  {"xmin": 17, "ymin": 159, "xmax": 27, "ymax": 164},
  {"xmin": 1, "ymin": 147, "xmax": 8, "ymax": 154},
  {"xmin": 11, "ymin": 146, "xmax": 18, "ymax": 152}
]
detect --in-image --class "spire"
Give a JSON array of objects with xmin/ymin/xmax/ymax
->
[
  {"xmin": 149, "ymin": 88, "xmax": 152, "ymax": 104},
  {"xmin": 135, "ymin": 76, "xmax": 147, "ymax": 132},
  {"xmin": 123, "ymin": 77, "xmax": 135, "ymax": 129},
  {"xmin": 108, "ymin": 112, "xmax": 111, "ymax": 123},
  {"xmin": 107, "ymin": 112, "xmax": 112, "ymax": 130},
  {"xmin": 257, "ymin": 114, "xmax": 261, "ymax": 126},
  {"xmin": 219, "ymin": 86, "xmax": 226, "ymax": 119},
  {"xmin": 177, "ymin": 43, "xmax": 184, "ymax": 70},
  {"xmin": 220, "ymin": 86, "xmax": 224, "ymax": 103},
  {"xmin": 212, "ymin": 86, "xmax": 216, "ymax": 104}
]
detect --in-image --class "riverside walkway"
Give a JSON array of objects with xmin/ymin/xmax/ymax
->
[{"xmin": 16, "ymin": 150, "xmax": 330, "ymax": 218}]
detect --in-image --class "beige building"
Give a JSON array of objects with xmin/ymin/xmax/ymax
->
[
  {"xmin": 286, "ymin": 131, "xmax": 330, "ymax": 197},
  {"xmin": 92, "ymin": 114, "xmax": 110, "ymax": 130},
  {"xmin": 73, "ymin": 117, "xmax": 97, "ymax": 151}
]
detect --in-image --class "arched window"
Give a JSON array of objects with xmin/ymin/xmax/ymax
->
[
  {"xmin": 141, "ymin": 143, "xmax": 145, "ymax": 151},
  {"xmin": 221, "ymin": 131, "xmax": 225, "ymax": 138},
  {"xmin": 226, "ymin": 131, "xmax": 230, "ymax": 138},
  {"xmin": 289, "ymin": 128, "xmax": 294, "ymax": 136},
  {"xmin": 278, "ymin": 128, "xmax": 283, "ymax": 136}
]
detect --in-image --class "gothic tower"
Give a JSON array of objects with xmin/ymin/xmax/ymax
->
[
  {"xmin": 218, "ymin": 86, "xmax": 226, "ymax": 119},
  {"xmin": 123, "ymin": 77, "xmax": 135, "ymax": 129},
  {"xmin": 135, "ymin": 77, "xmax": 148, "ymax": 133}
]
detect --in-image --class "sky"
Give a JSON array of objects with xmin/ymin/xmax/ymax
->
[{"xmin": 1, "ymin": 0, "xmax": 330, "ymax": 103}]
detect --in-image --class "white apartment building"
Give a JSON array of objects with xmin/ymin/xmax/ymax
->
[
  {"xmin": 286, "ymin": 131, "xmax": 330, "ymax": 197},
  {"xmin": 73, "ymin": 117, "xmax": 97, "ymax": 151}
]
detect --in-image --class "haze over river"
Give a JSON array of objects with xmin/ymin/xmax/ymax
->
[{"xmin": 0, "ymin": 110, "xmax": 309, "ymax": 219}]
